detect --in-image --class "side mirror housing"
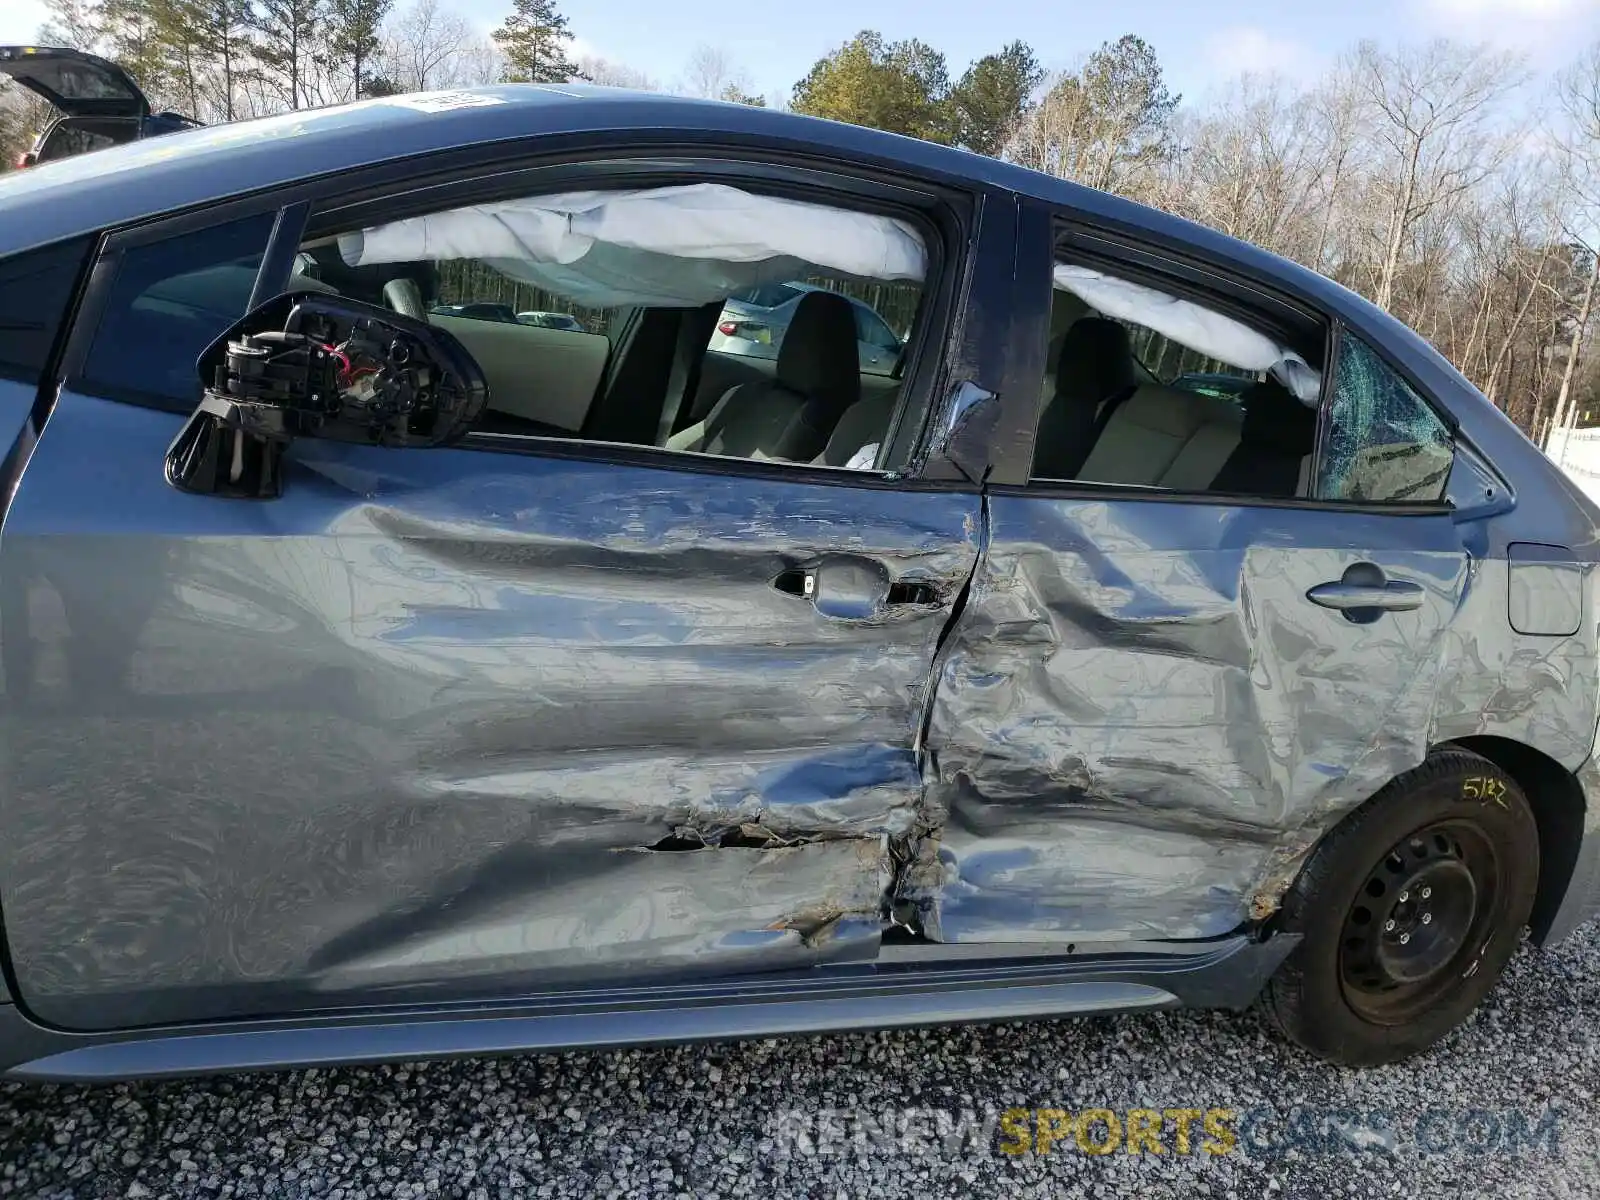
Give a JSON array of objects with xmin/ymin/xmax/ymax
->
[{"xmin": 166, "ymin": 292, "xmax": 489, "ymax": 499}]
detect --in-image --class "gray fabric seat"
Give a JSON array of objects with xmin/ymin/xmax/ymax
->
[
  {"xmin": 1207, "ymin": 380, "xmax": 1317, "ymax": 497},
  {"xmin": 816, "ymin": 387, "xmax": 899, "ymax": 466},
  {"xmin": 1030, "ymin": 318, "xmax": 1139, "ymax": 480},
  {"xmin": 1077, "ymin": 384, "xmax": 1244, "ymax": 489},
  {"xmin": 668, "ymin": 291, "xmax": 861, "ymax": 460}
]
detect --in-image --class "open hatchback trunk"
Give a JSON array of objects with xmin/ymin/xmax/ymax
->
[{"xmin": 1, "ymin": 45, "xmax": 198, "ymax": 166}]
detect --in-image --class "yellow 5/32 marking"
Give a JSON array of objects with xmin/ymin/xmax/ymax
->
[{"xmin": 1462, "ymin": 776, "xmax": 1509, "ymax": 808}]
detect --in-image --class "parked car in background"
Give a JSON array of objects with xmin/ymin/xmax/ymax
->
[
  {"xmin": 517, "ymin": 310, "xmax": 585, "ymax": 331},
  {"xmin": 708, "ymin": 280, "xmax": 906, "ymax": 376},
  {"xmin": 0, "ymin": 86, "xmax": 1596, "ymax": 1083},
  {"xmin": 1, "ymin": 45, "xmax": 199, "ymax": 168}
]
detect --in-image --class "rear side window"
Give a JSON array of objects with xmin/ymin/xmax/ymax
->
[
  {"xmin": 79, "ymin": 213, "xmax": 272, "ymax": 407},
  {"xmin": 0, "ymin": 236, "xmax": 95, "ymax": 385},
  {"xmin": 1030, "ymin": 259, "xmax": 1324, "ymax": 498},
  {"xmin": 1318, "ymin": 332, "xmax": 1453, "ymax": 504}
]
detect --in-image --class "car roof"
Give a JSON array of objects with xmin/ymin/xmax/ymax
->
[
  {"xmin": 0, "ymin": 85, "xmax": 1333, "ymax": 296},
  {"xmin": 0, "ymin": 83, "xmax": 1531, "ymax": 454}
]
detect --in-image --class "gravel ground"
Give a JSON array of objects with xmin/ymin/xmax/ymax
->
[{"xmin": 1, "ymin": 924, "xmax": 1598, "ymax": 1199}]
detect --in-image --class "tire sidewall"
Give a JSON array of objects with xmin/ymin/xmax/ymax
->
[{"xmin": 1271, "ymin": 751, "xmax": 1539, "ymax": 1064}]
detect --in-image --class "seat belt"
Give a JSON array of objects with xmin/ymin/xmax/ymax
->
[{"xmin": 657, "ymin": 306, "xmax": 716, "ymax": 446}]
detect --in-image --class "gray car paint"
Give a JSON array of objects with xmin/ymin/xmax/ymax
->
[
  {"xmin": 0, "ymin": 391, "xmax": 979, "ymax": 1029},
  {"xmin": 0, "ymin": 87, "xmax": 1596, "ymax": 1068},
  {"xmin": 0, "ymin": 933, "xmax": 1296, "ymax": 1081},
  {"xmin": 908, "ymin": 501, "xmax": 1597, "ymax": 941}
]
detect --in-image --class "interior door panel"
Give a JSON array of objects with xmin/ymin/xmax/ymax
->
[{"xmin": 430, "ymin": 314, "xmax": 609, "ymax": 431}]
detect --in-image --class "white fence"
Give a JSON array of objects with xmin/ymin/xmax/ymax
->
[{"xmin": 1547, "ymin": 427, "xmax": 1600, "ymax": 505}]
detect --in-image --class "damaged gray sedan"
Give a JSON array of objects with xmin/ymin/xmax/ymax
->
[{"xmin": 0, "ymin": 86, "xmax": 1595, "ymax": 1081}]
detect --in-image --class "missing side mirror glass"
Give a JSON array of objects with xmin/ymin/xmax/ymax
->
[{"xmin": 165, "ymin": 292, "xmax": 489, "ymax": 499}]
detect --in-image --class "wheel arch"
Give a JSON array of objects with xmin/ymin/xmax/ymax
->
[{"xmin": 1439, "ymin": 735, "xmax": 1584, "ymax": 946}]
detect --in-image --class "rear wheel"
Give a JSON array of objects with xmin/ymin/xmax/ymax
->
[{"xmin": 1263, "ymin": 749, "xmax": 1539, "ymax": 1066}]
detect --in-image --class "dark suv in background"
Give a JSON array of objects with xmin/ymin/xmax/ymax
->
[{"xmin": 1, "ymin": 45, "xmax": 199, "ymax": 168}]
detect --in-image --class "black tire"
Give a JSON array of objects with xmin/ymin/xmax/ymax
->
[{"xmin": 1262, "ymin": 748, "xmax": 1539, "ymax": 1066}]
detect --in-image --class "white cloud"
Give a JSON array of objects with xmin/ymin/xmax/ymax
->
[
  {"xmin": 1424, "ymin": 0, "xmax": 1593, "ymax": 14},
  {"xmin": 0, "ymin": 0, "xmax": 49, "ymax": 41},
  {"xmin": 1194, "ymin": 26, "xmax": 1321, "ymax": 88},
  {"xmin": 1413, "ymin": 0, "xmax": 1600, "ymax": 52}
]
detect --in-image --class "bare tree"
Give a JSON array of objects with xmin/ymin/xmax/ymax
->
[
  {"xmin": 37, "ymin": 0, "xmax": 104, "ymax": 50},
  {"xmin": 0, "ymin": 83, "xmax": 50, "ymax": 170},
  {"xmin": 1353, "ymin": 39, "xmax": 1528, "ymax": 312},
  {"xmin": 1012, "ymin": 36, "xmax": 1178, "ymax": 198},
  {"xmin": 1547, "ymin": 40, "xmax": 1600, "ymax": 451},
  {"xmin": 581, "ymin": 56, "xmax": 658, "ymax": 91},
  {"xmin": 682, "ymin": 44, "xmax": 738, "ymax": 99},
  {"xmin": 380, "ymin": 0, "xmax": 471, "ymax": 92}
]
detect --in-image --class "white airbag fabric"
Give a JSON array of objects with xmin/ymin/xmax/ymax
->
[
  {"xmin": 1052, "ymin": 263, "xmax": 1321, "ymax": 404},
  {"xmin": 339, "ymin": 183, "xmax": 927, "ymax": 308}
]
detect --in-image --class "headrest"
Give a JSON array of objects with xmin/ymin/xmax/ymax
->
[
  {"xmin": 1238, "ymin": 379, "xmax": 1317, "ymax": 453},
  {"xmin": 1054, "ymin": 317, "xmax": 1137, "ymax": 405},
  {"xmin": 777, "ymin": 291, "xmax": 861, "ymax": 413}
]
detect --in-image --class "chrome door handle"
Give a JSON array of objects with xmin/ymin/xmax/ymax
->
[
  {"xmin": 1307, "ymin": 582, "xmax": 1424, "ymax": 611},
  {"xmin": 1307, "ymin": 563, "xmax": 1424, "ymax": 621}
]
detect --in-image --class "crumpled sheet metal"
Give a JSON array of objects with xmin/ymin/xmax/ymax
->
[
  {"xmin": 897, "ymin": 495, "xmax": 1567, "ymax": 943},
  {"xmin": 305, "ymin": 839, "xmax": 891, "ymax": 993},
  {"xmin": 0, "ymin": 394, "xmax": 979, "ymax": 1029}
]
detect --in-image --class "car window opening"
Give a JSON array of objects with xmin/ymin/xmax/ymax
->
[
  {"xmin": 1031, "ymin": 262, "xmax": 1452, "ymax": 505},
  {"xmin": 1031, "ymin": 263, "xmax": 1324, "ymax": 498},
  {"xmin": 297, "ymin": 183, "xmax": 931, "ymax": 473}
]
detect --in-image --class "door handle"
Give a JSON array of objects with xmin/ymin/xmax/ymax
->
[
  {"xmin": 1307, "ymin": 563, "xmax": 1424, "ymax": 623},
  {"xmin": 772, "ymin": 558, "xmax": 937, "ymax": 619}
]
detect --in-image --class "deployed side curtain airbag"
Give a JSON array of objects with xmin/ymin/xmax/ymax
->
[
  {"xmin": 339, "ymin": 183, "xmax": 928, "ymax": 309},
  {"xmin": 1052, "ymin": 263, "xmax": 1321, "ymax": 404}
]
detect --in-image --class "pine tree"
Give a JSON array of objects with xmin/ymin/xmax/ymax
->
[
  {"xmin": 101, "ymin": 0, "xmax": 171, "ymax": 101},
  {"xmin": 491, "ymin": 0, "xmax": 580, "ymax": 85},
  {"xmin": 719, "ymin": 84, "xmax": 765, "ymax": 107},
  {"xmin": 249, "ymin": 0, "xmax": 325, "ymax": 109},
  {"xmin": 151, "ymin": 0, "xmax": 207, "ymax": 119},
  {"xmin": 950, "ymin": 41, "xmax": 1043, "ymax": 157},
  {"xmin": 325, "ymin": 0, "xmax": 392, "ymax": 99},
  {"xmin": 791, "ymin": 31, "xmax": 953, "ymax": 144},
  {"xmin": 186, "ymin": 0, "xmax": 250, "ymax": 119}
]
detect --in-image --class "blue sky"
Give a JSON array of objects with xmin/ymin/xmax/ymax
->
[{"xmin": 4, "ymin": 0, "xmax": 1597, "ymax": 100}]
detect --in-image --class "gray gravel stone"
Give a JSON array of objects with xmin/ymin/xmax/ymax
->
[{"xmin": 2, "ymin": 923, "xmax": 1597, "ymax": 1198}]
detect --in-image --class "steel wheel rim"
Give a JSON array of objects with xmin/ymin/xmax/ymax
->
[{"xmin": 1337, "ymin": 820, "xmax": 1504, "ymax": 1025}]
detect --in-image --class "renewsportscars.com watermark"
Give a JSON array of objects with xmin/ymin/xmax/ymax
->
[{"xmin": 767, "ymin": 1104, "xmax": 1564, "ymax": 1159}]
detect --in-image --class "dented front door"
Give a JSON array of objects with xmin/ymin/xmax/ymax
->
[
  {"xmin": 908, "ymin": 500, "xmax": 1469, "ymax": 944},
  {"xmin": 0, "ymin": 393, "xmax": 980, "ymax": 1030}
]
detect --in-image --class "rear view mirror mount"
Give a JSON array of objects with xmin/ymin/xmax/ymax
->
[{"xmin": 165, "ymin": 292, "xmax": 489, "ymax": 499}]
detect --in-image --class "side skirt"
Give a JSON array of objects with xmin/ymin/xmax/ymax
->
[{"xmin": 1, "ymin": 933, "xmax": 1296, "ymax": 1082}]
